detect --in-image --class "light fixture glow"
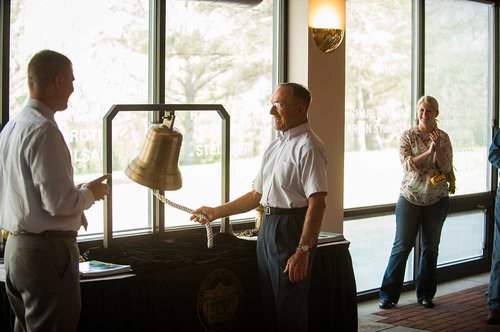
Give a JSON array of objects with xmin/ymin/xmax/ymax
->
[
  {"xmin": 309, "ymin": 2, "xmax": 345, "ymax": 53},
  {"xmin": 310, "ymin": 4, "xmax": 340, "ymax": 29}
]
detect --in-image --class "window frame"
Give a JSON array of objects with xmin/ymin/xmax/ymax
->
[{"xmin": 0, "ymin": 0, "xmax": 10, "ymax": 130}]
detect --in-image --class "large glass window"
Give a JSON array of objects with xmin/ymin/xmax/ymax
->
[
  {"xmin": 10, "ymin": 0, "xmax": 150, "ymax": 236},
  {"xmin": 425, "ymin": 0, "xmax": 491, "ymax": 195},
  {"xmin": 8, "ymin": 0, "xmax": 276, "ymax": 236},
  {"xmin": 425, "ymin": 0, "xmax": 491, "ymax": 268},
  {"xmin": 163, "ymin": 0, "xmax": 274, "ymax": 227},
  {"xmin": 344, "ymin": 0, "xmax": 412, "ymax": 293},
  {"xmin": 344, "ymin": 0, "xmax": 412, "ymax": 209},
  {"xmin": 344, "ymin": 215, "xmax": 413, "ymax": 292},
  {"xmin": 438, "ymin": 211, "xmax": 485, "ymax": 265}
]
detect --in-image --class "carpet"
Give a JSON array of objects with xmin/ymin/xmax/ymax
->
[{"xmin": 373, "ymin": 284, "xmax": 500, "ymax": 331}]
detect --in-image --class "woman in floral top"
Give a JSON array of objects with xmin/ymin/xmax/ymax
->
[{"xmin": 379, "ymin": 96, "xmax": 454, "ymax": 310}]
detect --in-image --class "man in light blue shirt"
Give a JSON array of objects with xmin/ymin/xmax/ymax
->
[{"xmin": 0, "ymin": 50, "xmax": 110, "ymax": 332}]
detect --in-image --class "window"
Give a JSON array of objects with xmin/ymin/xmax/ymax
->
[
  {"xmin": 425, "ymin": 0, "xmax": 491, "ymax": 268},
  {"xmin": 344, "ymin": 0, "xmax": 412, "ymax": 209},
  {"xmin": 438, "ymin": 211, "xmax": 485, "ymax": 265},
  {"xmin": 7, "ymin": 0, "xmax": 277, "ymax": 237},
  {"xmin": 344, "ymin": 0, "xmax": 412, "ymax": 293},
  {"xmin": 344, "ymin": 215, "xmax": 414, "ymax": 292},
  {"xmin": 10, "ymin": 0, "xmax": 150, "ymax": 236},
  {"xmin": 163, "ymin": 0, "xmax": 274, "ymax": 227},
  {"xmin": 425, "ymin": 0, "xmax": 491, "ymax": 196}
]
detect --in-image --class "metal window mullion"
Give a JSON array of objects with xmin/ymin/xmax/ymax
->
[
  {"xmin": 274, "ymin": 0, "xmax": 286, "ymax": 85},
  {"xmin": 221, "ymin": 114, "xmax": 230, "ymax": 233},
  {"xmin": 0, "ymin": 0, "xmax": 10, "ymax": 131},
  {"xmin": 486, "ymin": 1, "xmax": 500, "ymax": 260},
  {"xmin": 270, "ymin": 0, "xmax": 287, "ymax": 143},
  {"xmin": 149, "ymin": 0, "xmax": 167, "ymax": 234},
  {"xmin": 411, "ymin": 0, "xmax": 426, "ymax": 285},
  {"xmin": 490, "ymin": 2, "xmax": 499, "ymax": 187},
  {"xmin": 412, "ymin": 0, "xmax": 425, "ymax": 126}
]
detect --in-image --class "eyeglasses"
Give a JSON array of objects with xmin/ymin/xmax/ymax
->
[
  {"xmin": 267, "ymin": 102, "xmax": 285, "ymax": 110},
  {"xmin": 267, "ymin": 102, "xmax": 300, "ymax": 110}
]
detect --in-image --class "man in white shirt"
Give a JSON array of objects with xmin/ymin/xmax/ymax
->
[
  {"xmin": 0, "ymin": 50, "xmax": 110, "ymax": 332},
  {"xmin": 191, "ymin": 83, "xmax": 328, "ymax": 331}
]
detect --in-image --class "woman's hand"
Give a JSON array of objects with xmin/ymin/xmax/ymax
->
[
  {"xmin": 430, "ymin": 129, "xmax": 447, "ymax": 168},
  {"xmin": 430, "ymin": 130, "xmax": 442, "ymax": 147},
  {"xmin": 427, "ymin": 141, "xmax": 436, "ymax": 155}
]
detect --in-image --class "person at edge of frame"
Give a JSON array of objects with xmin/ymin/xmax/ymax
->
[{"xmin": 0, "ymin": 49, "xmax": 111, "ymax": 332}]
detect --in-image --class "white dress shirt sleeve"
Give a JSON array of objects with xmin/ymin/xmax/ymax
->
[
  {"xmin": 27, "ymin": 123, "xmax": 94, "ymax": 217},
  {"xmin": 300, "ymin": 144, "xmax": 328, "ymax": 198}
]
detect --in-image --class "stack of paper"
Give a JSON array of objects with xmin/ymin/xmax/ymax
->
[{"xmin": 79, "ymin": 260, "xmax": 132, "ymax": 278}]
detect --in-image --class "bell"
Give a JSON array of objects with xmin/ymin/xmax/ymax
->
[{"xmin": 125, "ymin": 117, "xmax": 183, "ymax": 191}]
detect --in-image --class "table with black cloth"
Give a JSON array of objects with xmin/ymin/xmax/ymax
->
[{"xmin": 0, "ymin": 232, "xmax": 357, "ymax": 331}]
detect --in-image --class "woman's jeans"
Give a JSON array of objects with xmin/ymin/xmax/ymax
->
[
  {"xmin": 380, "ymin": 195, "xmax": 449, "ymax": 303},
  {"xmin": 487, "ymin": 189, "xmax": 500, "ymax": 310}
]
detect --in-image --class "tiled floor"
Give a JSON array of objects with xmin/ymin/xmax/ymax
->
[{"xmin": 357, "ymin": 272, "xmax": 492, "ymax": 332}]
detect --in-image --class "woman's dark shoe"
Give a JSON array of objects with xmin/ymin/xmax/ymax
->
[
  {"xmin": 418, "ymin": 298, "xmax": 434, "ymax": 308},
  {"xmin": 379, "ymin": 299, "xmax": 396, "ymax": 309}
]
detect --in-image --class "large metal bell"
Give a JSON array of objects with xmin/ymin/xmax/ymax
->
[{"xmin": 125, "ymin": 117, "xmax": 182, "ymax": 191}]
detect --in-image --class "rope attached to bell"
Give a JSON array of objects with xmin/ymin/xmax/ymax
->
[{"xmin": 153, "ymin": 190, "xmax": 213, "ymax": 248}]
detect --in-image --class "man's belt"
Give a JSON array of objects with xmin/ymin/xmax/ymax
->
[
  {"xmin": 263, "ymin": 206, "xmax": 308, "ymax": 215},
  {"xmin": 9, "ymin": 230, "xmax": 78, "ymax": 238}
]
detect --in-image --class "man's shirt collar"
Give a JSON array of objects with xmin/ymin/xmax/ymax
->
[
  {"xmin": 278, "ymin": 122, "xmax": 310, "ymax": 141},
  {"xmin": 26, "ymin": 98, "xmax": 57, "ymax": 126}
]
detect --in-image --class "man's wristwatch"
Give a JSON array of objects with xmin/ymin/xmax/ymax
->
[{"xmin": 297, "ymin": 243, "xmax": 310, "ymax": 253}]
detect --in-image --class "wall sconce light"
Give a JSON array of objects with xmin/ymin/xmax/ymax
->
[
  {"xmin": 309, "ymin": 1, "xmax": 345, "ymax": 53},
  {"xmin": 310, "ymin": 28, "xmax": 344, "ymax": 53}
]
